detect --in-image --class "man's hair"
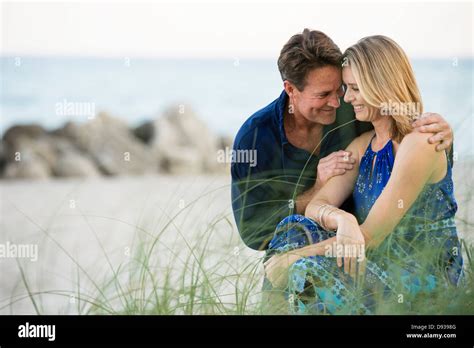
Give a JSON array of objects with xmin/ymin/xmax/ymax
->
[{"xmin": 277, "ymin": 28, "xmax": 342, "ymax": 91}]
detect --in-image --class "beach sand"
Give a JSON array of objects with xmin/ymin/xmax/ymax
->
[
  {"xmin": 1, "ymin": 160, "xmax": 472, "ymax": 314},
  {"xmin": 0, "ymin": 173, "xmax": 265, "ymax": 314}
]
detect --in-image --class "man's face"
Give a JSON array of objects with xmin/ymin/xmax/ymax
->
[{"xmin": 288, "ymin": 66, "xmax": 344, "ymax": 125}]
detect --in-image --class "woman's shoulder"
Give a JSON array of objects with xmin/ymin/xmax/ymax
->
[
  {"xmin": 345, "ymin": 130, "xmax": 375, "ymax": 162},
  {"xmin": 358, "ymin": 130, "xmax": 376, "ymax": 143},
  {"xmin": 398, "ymin": 131, "xmax": 446, "ymax": 183},
  {"xmin": 352, "ymin": 130, "xmax": 375, "ymax": 151},
  {"xmin": 399, "ymin": 130, "xmax": 437, "ymax": 152}
]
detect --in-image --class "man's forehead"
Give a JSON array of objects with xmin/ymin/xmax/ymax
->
[
  {"xmin": 305, "ymin": 68, "xmax": 342, "ymax": 92},
  {"xmin": 307, "ymin": 65, "xmax": 341, "ymax": 77}
]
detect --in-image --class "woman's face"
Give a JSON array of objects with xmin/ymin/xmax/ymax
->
[{"xmin": 342, "ymin": 66, "xmax": 377, "ymax": 121}]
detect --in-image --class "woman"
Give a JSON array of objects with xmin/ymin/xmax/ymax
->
[{"xmin": 263, "ymin": 35, "xmax": 464, "ymax": 314}]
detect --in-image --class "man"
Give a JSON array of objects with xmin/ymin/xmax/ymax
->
[{"xmin": 230, "ymin": 29, "xmax": 453, "ymax": 312}]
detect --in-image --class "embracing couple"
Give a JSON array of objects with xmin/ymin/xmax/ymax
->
[{"xmin": 231, "ymin": 29, "xmax": 464, "ymax": 314}]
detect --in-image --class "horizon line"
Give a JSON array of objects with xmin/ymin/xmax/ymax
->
[{"xmin": 1, "ymin": 54, "xmax": 474, "ymax": 61}]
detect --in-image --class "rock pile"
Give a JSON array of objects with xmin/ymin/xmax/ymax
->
[{"xmin": 1, "ymin": 107, "xmax": 232, "ymax": 179}]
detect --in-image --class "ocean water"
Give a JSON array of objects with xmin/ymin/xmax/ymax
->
[{"xmin": 1, "ymin": 57, "xmax": 473, "ymax": 156}]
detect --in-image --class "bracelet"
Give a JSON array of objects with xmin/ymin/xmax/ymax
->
[
  {"xmin": 317, "ymin": 204, "xmax": 330, "ymax": 227},
  {"xmin": 324, "ymin": 209, "xmax": 338, "ymax": 232},
  {"xmin": 318, "ymin": 204, "xmax": 338, "ymax": 232}
]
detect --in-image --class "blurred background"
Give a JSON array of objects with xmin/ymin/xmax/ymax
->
[
  {"xmin": 1, "ymin": 1, "xmax": 473, "ymax": 179},
  {"xmin": 0, "ymin": 1, "xmax": 472, "ymax": 314}
]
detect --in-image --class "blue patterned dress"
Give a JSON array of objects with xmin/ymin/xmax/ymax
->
[{"xmin": 266, "ymin": 134, "xmax": 464, "ymax": 314}]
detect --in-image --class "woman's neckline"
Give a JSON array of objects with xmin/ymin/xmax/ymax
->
[{"xmin": 369, "ymin": 134, "xmax": 393, "ymax": 154}]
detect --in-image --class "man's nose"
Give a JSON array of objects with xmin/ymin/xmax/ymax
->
[{"xmin": 327, "ymin": 94, "xmax": 340, "ymax": 108}]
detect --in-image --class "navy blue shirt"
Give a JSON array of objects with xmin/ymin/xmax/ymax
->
[{"xmin": 231, "ymin": 90, "xmax": 373, "ymax": 250}]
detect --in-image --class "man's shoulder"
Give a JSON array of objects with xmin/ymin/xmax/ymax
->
[{"xmin": 234, "ymin": 95, "xmax": 282, "ymax": 150}]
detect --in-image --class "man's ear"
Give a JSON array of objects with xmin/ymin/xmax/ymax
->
[{"xmin": 283, "ymin": 80, "xmax": 294, "ymax": 98}]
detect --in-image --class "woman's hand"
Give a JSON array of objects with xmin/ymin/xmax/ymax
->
[
  {"xmin": 335, "ymin": 213, "xmax": 366, "ymax": 280},
  {"xmin": 263, "ymin": 251, "xmax": 301, "ymax": 289}
]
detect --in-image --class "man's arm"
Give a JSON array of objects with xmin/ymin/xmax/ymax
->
[
  {"xmin": 232, "ymin": 126, "xmax": 357, "ymax": 249},
  {"xmin": 232, "ymin": 167, "xmax": 292, "ymax": 251},
  {"xmin": 295, "ymin": 185, "xmax": 318, "ymax": 214},
  {"xmin": 231, "ymin": 127, "xmax": 294, "ymax": 251}
]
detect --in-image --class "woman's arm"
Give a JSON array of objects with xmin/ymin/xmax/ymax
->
[
  {"xmin": 360, "ymin": 131, "xmax": 444, "ymax": 248},
  {"xmin": 263, "ymin": 135, "xmax": 367, "ymax": 287},
  {"xmin": 304, "ymin": 132, "xmax": 368, "ymax": 229},
  {"xmin": 263, "ymin": 234, "xmax": 338, "ymax": 288}
]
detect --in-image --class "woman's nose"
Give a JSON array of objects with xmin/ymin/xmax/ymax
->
[{"xmin": 343, "ymin": 89, "xmax": 353, "ymax": 103}]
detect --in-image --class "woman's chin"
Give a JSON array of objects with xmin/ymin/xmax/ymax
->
[{"xmin": 355, "ymin": 111, "xmax": 369, "ymax": 122}]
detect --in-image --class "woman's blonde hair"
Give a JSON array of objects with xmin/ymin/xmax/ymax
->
[{"xmin": 343, "ymin": 35, "xmax": 423, "ymax": 142}]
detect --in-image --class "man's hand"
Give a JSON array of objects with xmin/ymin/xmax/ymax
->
[
  {"xmin": 412, "ymin": 112, "xmax": 453, "ymax": 152},
  {"xmin": 263, "ymin": 252, "xmax": 300, "ymax": 289},
  {"xmin": 315, "ymin": 150, "xmax": 356, "ymax": 189}
]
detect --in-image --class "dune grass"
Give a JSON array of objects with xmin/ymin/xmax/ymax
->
[
  {"xmin": 74, "ymin": 219, "xmax": 474, "ymax": 315},
  {"xmin": 2, "ymin": 176, "xmax": 473, "ymax": 316}
]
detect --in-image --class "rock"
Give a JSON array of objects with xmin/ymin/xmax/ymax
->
[
  {"xmin": 52, "ymin": 152, "xmax": 100, "ymax": 177},
  {"xmin": 3, "ymin": 149, "xmax": 51, "ymax": 179},
  {"xmin": 151, "ymin": 106, "xmax": 223, "ymax": 174},
  {"xmin": 159, "ymin": 147, "xmax": 206, "ymax": 174},
  {"xmin": 56, "ymin": 112, "xmax": 157, "ymax": 175},
  {"xmin": 51, "ymin": 138, "xmax": 100, "ymax": 177},
  {"xmin": 133, "ymin": 121, "xmax": 155, "ymax": 144},
  {"xmin": 217, "ymin": 135, "xmax": 233, "ymax": 151},
  {"xmin": 1, "ymin": 134, "xmax": 56, "ymax": 179},
  {"xmin": 2, "ymin": 125, "xmax": 54, "ymax": 166},
  {"xmin": 0, "ymin": 142, "xmax": 6, "ymax": 176},
  {"xmin": 1, "ymin": 124, "xmax": 102, "ymax": 179},
  {"xmin": 0, "ymin": 106, "xmax": 230, "ymax": 179},
  {"xmin": 3, "ymin": 124, "xmax": 46, "ymax": 147}
]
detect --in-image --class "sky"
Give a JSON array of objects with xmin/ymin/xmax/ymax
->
[{"xmin": 1, "ymin": 0, "xmax": 473, "ymax": 59}]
